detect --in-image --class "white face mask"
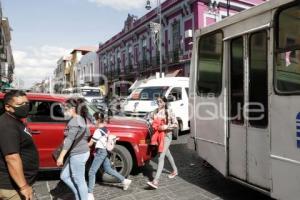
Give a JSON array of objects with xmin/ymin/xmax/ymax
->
[{"xmin": 63, "ymin": 108, "xmax": 73, "ymax": 120}]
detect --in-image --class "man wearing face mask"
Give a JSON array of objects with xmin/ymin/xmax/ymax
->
[{"xmin": 0, "ymin": 90, "xmax": 39, "ymax": 200}]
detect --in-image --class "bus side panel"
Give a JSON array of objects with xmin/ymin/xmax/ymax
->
[
  {"xmin": 247, "ymin": 128, "xmax": 270, "ymax": 189},
  {"xmin": 196, "ymin": 140, "xmax": 227, "ymax": 175},
  {"xmin": 229, "ymin": 125, "xmax": 246, "ymax": 180},
  {"xmin": 271, "ymin": 159, "xmax": 300, "ymax": 200},
  {"xmin": 193, "ymin": 97, "xmax": 227, "ymax": 176},
  {"xmin": 270, "ymin": 96, "xmax": 300, "ymax": 200}
]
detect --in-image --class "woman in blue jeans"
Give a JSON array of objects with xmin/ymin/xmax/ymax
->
[
  {"xmin": 87, "ymin": 112, "xmax": 132, "ymax": 200},
  {"xmin": 57, "ymin": 98, "xmax": 90, "ymax": 200}
]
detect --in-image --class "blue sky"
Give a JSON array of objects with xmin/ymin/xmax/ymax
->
[{"xmin": 2, "ymin": 0, "xmax": 153, "ymax": 88}]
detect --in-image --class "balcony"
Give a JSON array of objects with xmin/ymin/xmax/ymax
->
[
  {"xmin": 104, "ymin": 70, "xmax": 113, "ymax": 81},
  {"xmin": 138, "ymin": 59, "xmax": 150, "ymax": 72},
  {"xmin": 112, "ymin": 68, "xmax": 121, "ymax": 80},
  {"xmin": 150, "ymin": 55, "xmax": 160, "ymax": 66},
  {"xmin": 124, "ymin": 65, "xmax": 134, "ymax": 74},
  {"xmin": 164, "ymin": 49, "xmax": 183, "ymax": 65}
]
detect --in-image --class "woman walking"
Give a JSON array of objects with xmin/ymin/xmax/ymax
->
[
  {"xmin": 147, "ymin": 96, "xmax": 178, "ymax": 189},
  {"xmin": 88, "ymin": 112, "xmax": 132, "ymax": 200},
  {"xmin": 56, "ymin": 98, "xmax": 90, "ymax": 200}
]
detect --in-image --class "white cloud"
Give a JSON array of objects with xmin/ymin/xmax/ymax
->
[
  {"xmin": 88, "ymin": 0, "xmax": 145, "ymax": 11},
  {"xmin": 13, "ymin": 45, "xmax": 70, "ymax": 89}
]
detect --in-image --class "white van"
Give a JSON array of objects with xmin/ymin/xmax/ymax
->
[
  {"xmin": 73, "ymin": 86, "xmax": 103, "ymax": 103},
  {"xmin": 62, "ymin": 86, "xmax": 104, "ymax": 104},
  {"xmin": 123, "ymin": 77, "xmax": 189, "ymax": 131}
]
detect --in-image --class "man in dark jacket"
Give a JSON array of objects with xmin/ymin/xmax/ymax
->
[{"xmin": 0, "ymin": 90, "xmax": 39, "ymax": 200}]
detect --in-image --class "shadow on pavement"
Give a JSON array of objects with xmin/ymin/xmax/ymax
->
[
  {"xmin": 37, "ymin": 171, "xmax": 74, "ymax": 200},
  {"xmin": 167, "ymin": 142, "xmax": 275, "ymax": 200},
  {"xmin": 49, "ymin": 181, "xmax": 74, "ymax": 200},
  {"xmin": 37, "ymin": 170, "xmax": 60, "ymax": 180}
]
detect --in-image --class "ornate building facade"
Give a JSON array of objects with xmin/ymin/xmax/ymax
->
[
  {"xmin": 98, "ymin": 0, "xmax": 266, "ymax": 96},
  {"xmin": 0, "ymin": 2, "xmax": 14, "ymax": 89}
]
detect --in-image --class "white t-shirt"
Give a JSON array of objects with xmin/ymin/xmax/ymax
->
[{"xmin": 91, "ymin": 127, "xmax": 108, "ymax": 149}]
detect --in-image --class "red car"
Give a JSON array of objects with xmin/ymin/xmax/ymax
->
[{"xmin": 0, "ymin": 92, "xmax": 153, "ymax": 182}]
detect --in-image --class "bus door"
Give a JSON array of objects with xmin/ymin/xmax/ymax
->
[
  {"xmin": 228, "ymin": 30, "xmax": 270, "ymax": 189},
  {"xmin": 194, "ymin": 31, "xmax": 227, "ymax": 175}
]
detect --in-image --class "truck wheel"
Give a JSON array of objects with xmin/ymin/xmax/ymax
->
[{"xmin": 99, "ymin": 145, "xmax": 133, "ymax": 183}]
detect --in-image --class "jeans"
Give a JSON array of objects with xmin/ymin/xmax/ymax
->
[
  {"xmin": 60, "ymin": 151, "xmax": 90, "ymax": 200},
  {"xmin": 154, "ymin": 132, "xmax": 178, "ymax": 182},
  {"xmin": 88, "ymin": 148, "xmax": 125, "ymax": 193}
]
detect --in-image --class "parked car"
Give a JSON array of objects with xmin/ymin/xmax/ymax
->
[{"xmin": 0, "ymin": 92, "xmax": 154, "ymax": 182}]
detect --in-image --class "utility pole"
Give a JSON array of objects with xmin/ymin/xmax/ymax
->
[{"xmin": 146, "ymin": 0, "xmax": 163, "ymax": 78}]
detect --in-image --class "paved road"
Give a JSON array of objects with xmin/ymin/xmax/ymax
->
[{"xmin": 34, "ymin": 134, "xmax": 274, "ymax": 200}]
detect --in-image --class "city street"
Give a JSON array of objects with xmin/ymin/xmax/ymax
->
[
  {"xmin": 34, "ymin": 134, "xmax": 273, "ymax": 200},
  {"xmin": 1, "ymin": 1, "xmax": 299, "ymax": 200}
]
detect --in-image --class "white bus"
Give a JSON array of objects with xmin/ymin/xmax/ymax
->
[{"xmin": 188, "ymin": 0, "xmax": 300, "ymax": 199}]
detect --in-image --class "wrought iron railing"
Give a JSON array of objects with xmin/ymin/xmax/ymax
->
[{"xmin": 164, "ymin": 49, "xmax": 183, "ymax": 64}]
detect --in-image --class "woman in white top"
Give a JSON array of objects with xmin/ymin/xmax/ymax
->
[{"xmin": 87, "ymin": 112, "xmax": 131, "ymax": 200}]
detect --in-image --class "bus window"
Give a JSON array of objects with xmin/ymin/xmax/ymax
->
[
  {"xmin": 275, "ymin": 4, "xmax": 300, "ymax": 94},
  {"xmin": 197, "ymin": 31, "xmax": 223, "ymax": 96},
  {"xmin": 230, "ymin": 37, "xmax": 244, "ymax": 124},
  {"xmin": 249, "ymin": 31, "xmax": 268, "ymax": 127}
]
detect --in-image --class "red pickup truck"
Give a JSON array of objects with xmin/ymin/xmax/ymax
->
[{"xmin": 0, "ymin": 92, "xmax": 153, "ymax": 182}]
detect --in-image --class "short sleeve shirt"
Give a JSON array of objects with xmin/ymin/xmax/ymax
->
[
  {"xmin": 152, "ymin": 109, "xmax": 177, "ymax": 125},
  {"xmin": 151, "ymin": 108, "xmax": 178, "ymax": 134},
  {"xmin": 92, "ymin": 127, "xmax": 108, "ymax": 149},
  {"xmin": 0, "ymin": 113, "xmax": 39, "ymax": 189}
]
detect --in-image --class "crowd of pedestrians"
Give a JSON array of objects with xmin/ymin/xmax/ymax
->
[{"xmin": 0, "ymin": 90, "xmax": 178, "ymax": 200}]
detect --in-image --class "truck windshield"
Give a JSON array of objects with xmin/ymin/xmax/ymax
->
[
  {"xmin": 81, "ymin": 89, "xmax": 101, "ymax": 97},
  {"xmin": 128, "ymin": 86, "xmax": 169, "ymax": 100}
]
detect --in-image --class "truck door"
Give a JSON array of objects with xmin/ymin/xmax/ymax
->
[{"xmin": 27, "ymin": 101, "xmax": 66, "ymax": 168}]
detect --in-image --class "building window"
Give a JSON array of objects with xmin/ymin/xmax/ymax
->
[
  {"xmin": 90, "ymin": 63, "xmax": 93, "ymax": 82},
  {"xmin": 142, "ymin": 39, "xmax": 147, "ymax": 63},
  {"xmin": 197, "ymin": 31, "xmax": 223, "ymax": 96},
  {"xmin": 134, "ymin": 46, "xmax": 138, "ymax": 64},
  {"xmin": 172, "ymin": 20, "xmax": 181, "ymax": 51},
  {"xmin": 116, "ymin": 52, "xmax": 121, "ymax": 74},
  {"xmin": 128, "ymin": 46, "xmax": 133, "ymax": 66}
]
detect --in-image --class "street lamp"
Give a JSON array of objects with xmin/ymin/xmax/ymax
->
[
  {"xmin": 227, "ymin": 0, "xmax": 230, "ymax": 17},
  {"xmin": 145, "ymin": 0, "xmax": 163, "ymax": 78}
]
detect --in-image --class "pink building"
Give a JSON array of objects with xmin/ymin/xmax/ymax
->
[{"xmin": 98, "ymin": 0, "xmax": 266, "ymax": 96}]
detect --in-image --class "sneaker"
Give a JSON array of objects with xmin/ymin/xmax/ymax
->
[
  {"xmin": 88, "ymin": 193, "xmax": 95, "ymax": 200},
  {"xmin": 147, "ymin": 181, "xmax": 158, "ymax": 189},
  {"xmin": 168, "ymin": 171, "xmax": 178, "ymax": 179},
  {"xmin": 122, "ymin": 179, "xmax": 132, "ymax": 190}
]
